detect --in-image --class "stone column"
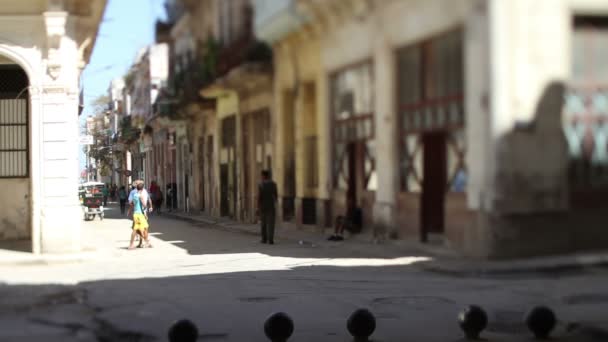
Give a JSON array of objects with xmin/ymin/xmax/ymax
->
[
  {"xmin": 372, "ymin": 33, "xmax": 398, "ymax": 240},
  {"xmin": 30, "ymin": 87, "xmax": 42, "ymax": 254},
  {"xmin": 294, "ymin": 83, "xmax": 305, "ymax": 227},
  {"xmin": 39, "ymin": 88, "xmax": 82, "ymax": 253},
  {"xmin": 234, "ymin": 93, "xmax": 244, "ymax": 221},
  {"xmin": 316, "ymin": 69, "xmax": 332, "ymax": 228}
]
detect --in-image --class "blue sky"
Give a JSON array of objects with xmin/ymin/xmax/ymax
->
[{"xmin": 79, "ymin": 0, "xmax": 167, "ymax": 169}]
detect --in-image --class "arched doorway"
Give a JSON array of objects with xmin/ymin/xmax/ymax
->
[{"xmin": 0, "ymin": 57, "xmax": 31, "ymax": 252}]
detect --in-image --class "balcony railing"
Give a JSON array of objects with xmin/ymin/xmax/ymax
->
[{"xmin": 159, "ymin": 34, "xmax": 272, "ymax": 120}]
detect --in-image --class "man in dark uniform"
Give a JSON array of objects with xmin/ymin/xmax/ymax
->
[{"xmin": 257, "ymin": 170, "xmax": 278, "ymax": 244}]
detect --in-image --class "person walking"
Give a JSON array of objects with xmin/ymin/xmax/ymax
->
[
  {"xmin": 110, "ymin": 184, "xmax": 117, "ymax": 202},
  {"xmin": 118, "ymin": 186, "xmax": 128, "ymax": 215},
  {"xmin": 257, "ymin": 170, "xmax": 278, "ymax": 244},
  {"xmin": 127, "ymin": 182, "xmax": 153, "ymax": 250},
  {"xmin": 166, "ymin": 184, "xmax": 173, "ymax": 212},
  {"xmin": 102, "ymin": 185, "xmax": 109, "ymax": 206},
  {"xmin": 149, "ymin": 181, "xmax": 163, "ymax": 216}
]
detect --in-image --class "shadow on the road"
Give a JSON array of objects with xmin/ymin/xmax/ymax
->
[{"xmin": 0, "ymin": 264, "xmax": 605, "ymax": 342}]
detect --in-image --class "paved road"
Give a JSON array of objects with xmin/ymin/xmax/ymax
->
[{"xmin": 0, "ymin": 205, "xmax": 607, "ymax": 341}]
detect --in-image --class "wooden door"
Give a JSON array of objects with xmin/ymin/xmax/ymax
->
[
  {"xmin": 347, "ymin": 142, "xmax": 358, "ymax": 208},
  {"xmin": 220, "ymin": 164, "xmax": 229, "ymax": 217},
  {"xmin": 421, "ymin": 132, "xmax": 447, "ymax": 241},
  {"xmin": 198, "ymin": 137, "xmax": 205, "ymax": 210},
  {"xmin": 207, "ymin": 136, "xmax": 214, "ymax": 211}
]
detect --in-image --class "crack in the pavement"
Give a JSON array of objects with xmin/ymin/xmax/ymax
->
[
  {"xmin": 93, "ymin": 316, "xmax": 155, "ymax": 342},
  {"xmin": 29, "ymin": 317, "xmax": 89, "ymax": 334},
  {"xmin": 24, "ymin": 287, "xmax": 155, "ymax": 342}
]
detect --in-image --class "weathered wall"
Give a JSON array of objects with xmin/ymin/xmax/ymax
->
[
  {"xmin": 272, "ymin": 30, "xmax": 326, "ymax": 226},
  {"xmin": 239, "ymin": 86, "xmax": 273, "ymax": 223},
  {"xmin": 0, "ymin": 179, "xmax": 30, "ymax": 240},
  {"xmin": 319, "ymin": 0, "xmax": 477, "ymax": 238},
  {"xmin": 464, "ymin": 0, "xmax": 608, "ymax": 258},
  {"xmin": 0, "ymin": 2, "xmax": 105, "ymax": 253}
]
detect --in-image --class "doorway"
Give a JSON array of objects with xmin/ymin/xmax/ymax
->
[
  {"xmin": 0, "ymin": 64, "xmax": 31, "ymax": 250},
  {"xmin": 421, "ymin": 132, "xmax": 447, "ymax": 242},
  {"xmin": 198, "ymin": 137, "xmax": 205, "ymax": 210},
  {"xmin": 220, "ymin": 164, "xmax": 229, "ymax": 217},
  {"xmin": 282, "ymin": 90, "xmax": 296, "ymax": 221},
  {"xmin": 207, "ymin": 135, "xmax": 214, "ymax": 212},
  {"xmin": 220, "ymin": 117, "xmax": 236, "ymax": 218},
  {"xmin": 346, "ymin": 142, "xmax": 358, "ymax": 208}
]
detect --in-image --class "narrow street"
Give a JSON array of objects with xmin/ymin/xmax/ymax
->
[{"xmin": 0, "ymin": 204, "xmax": 607, "ymax": 341}]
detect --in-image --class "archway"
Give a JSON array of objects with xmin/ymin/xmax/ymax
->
[{"xmin": 0, "ymin": 55, "xmax": 32, "ymax": 252}]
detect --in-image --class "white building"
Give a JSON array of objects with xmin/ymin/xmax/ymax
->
[
  {"xmin": 108, "ymin": 77, "xmax": 125, "ymax": 187},
  {"xmin": 123, "ymin": 43, "xmax": 169, "ymax": 187},
  {"xmin": 0, "ymin": 1, "xmax": 106, "ymax": 253}
]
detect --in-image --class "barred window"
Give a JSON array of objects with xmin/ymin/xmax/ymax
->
[
  {"xmin": 397, "ymin": 29, "xmax": 465, "ymax": 192},
  {"xmin": 0, "ymin": 99, "xmax": 28, "ymax": 177},
  {"xmin": 0, "ymin": 66, "xmax": 29, "ymax": 178}
]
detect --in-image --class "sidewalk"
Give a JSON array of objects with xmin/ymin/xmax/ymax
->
[
  {"xmin": 0, "ymin": 207, "xmax": 120, "ymax": 266},
  {"xmin": 159, "ymin": 209, "xmax": 421, "ymax": 259},
  {"xmin": 162, "ymin": 210, "xmax": 608, "ymax": 276}
]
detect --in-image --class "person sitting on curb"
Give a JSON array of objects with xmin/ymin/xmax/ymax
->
[{"xmin": 328, "ymin": 198, "xmax": 362, "ymax": 241}]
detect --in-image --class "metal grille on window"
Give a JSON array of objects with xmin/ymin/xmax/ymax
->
[
  {"xmin": 564, "ymin": 17, "xmax": 608, "ymax": 188},
  {"xmin": 0, "ymin": 99, "xmax": 28, "ymax": 177},
  {"xmin": 331, "ymin": 62, "xmax": 375, "ymax": 189},
  {"xmin": 397, "ymin": 29, "xmax": 464, "ymax": 193}
]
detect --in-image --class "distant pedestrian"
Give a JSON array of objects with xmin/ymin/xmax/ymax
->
[
  {"xmin": 155, "ymin": 188, "xmax": 163, "ymax": 215},
  {"xmin": 166, "ymin": 184, "xmax": 173, "ymax": 212},
  {"xmin": 110, "ymin": 184, "xmax": 117, "ymax": 202},
  {"xmin": 102, "ymin": 185, "xmax": 109, "ymax": 206},
  {"xmin": 118, "ymin": 186, "xmax": 128, "ymax": 215},
  {"xmin": 149, "ymin": 181, "xmax": 163, "ymax": 215},
  {"xmin": 257, "ymin": 170, "xmax": 277, "ymax": 244}
]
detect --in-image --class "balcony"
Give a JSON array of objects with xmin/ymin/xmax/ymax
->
[
  {"xmin": 254, "ymin": 0, "xmax": 308, "ymax": 44},
  {"xmin": 215, "ymin": 31, "xmax": 272, "ymax": 80}
]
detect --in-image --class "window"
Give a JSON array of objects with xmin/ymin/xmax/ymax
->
[
  {"xmin": 564, "ymin": 16, "xmax": 608, "ymax": 188},
  {"xmin": 397, "ymin": 29, "xmax": 464, "ymax": 134},
  {"xmin": 331, "ymin": 63, "xmax": 374, "ymax": 120},
  {"xmin": 222, "ymin": 116, "xmax": 236, "ymax": 147},
  {"xmin": 305, "ymin": 135, "xmax": 318, "ymax": 188},
  {"xmin": 220, "ymin": 0, "xmax": 233, "ymax": 44},
  {"xmin": 0, "ymin": 99, "xmax": 28, "ymax": 177},
  {"xmin": 0, "ymin": 66, "xmax": 29, "ymax": 178},
  {"xmin": 330, "ymin": 62, "xmax": 375, "ymax": 189},
  {"xmin": 397, "ymin": 29, "xmax": 465, "ymax": 192}
]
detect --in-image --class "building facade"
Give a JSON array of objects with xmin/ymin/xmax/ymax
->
[
  {"xmin": 255, "ymin": 0, "xmax": 329, "ymax": 228},
  {"xmin": 0, "ymin": 1, "xmax": 106, "ymax": 253},
  {"xmin": 198, "ymin": 0, "xmax": 274, "ymax": 222},
  {"xmin": 251, "ymin": 0, "xmax": 608, "ymax": 258}
]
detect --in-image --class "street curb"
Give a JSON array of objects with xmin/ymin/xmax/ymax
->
[
  {"xmin": 416, "ymin": 254, "xmax": 608, "ymax": 276},
  {"xmin": 161, "ymin": 212, "xmax": 608, "ymax": 276}
]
